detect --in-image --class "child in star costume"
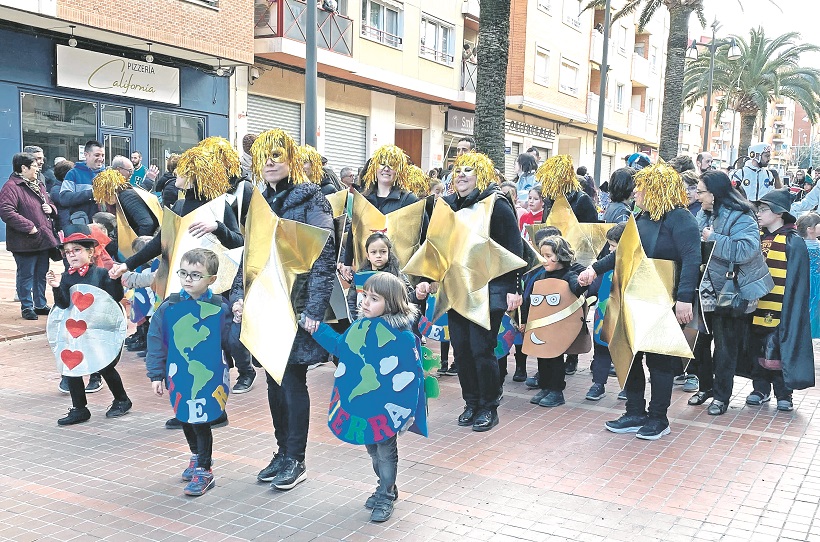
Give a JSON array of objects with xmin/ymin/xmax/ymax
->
[{"xmin": 47, "ymin": 224, "xmax": 130, "ymax": 426}]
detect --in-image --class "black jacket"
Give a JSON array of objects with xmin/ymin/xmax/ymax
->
[
  {"xmin": 542, "ymin": 190, "xmax": 599, "ymax": 224},
  {"xmin": 154, "ymin": 171, "xmax": 176, "ymax": 200},
  {"xmin": 119, "ymin": 188, "xmax": 159, "ymax": 237},
  {"xmin": 443, "ymin": 184, "xmax": 525, "ymax": 312}
]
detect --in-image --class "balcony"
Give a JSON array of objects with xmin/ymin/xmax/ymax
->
[
  {"xmin": 628, "ymin": 108, "xmax": 648, "ymax": 139},
  {"xmin": 590, "ymin": 31, "xmax": 605, "ymax": 65},
  {"xmin": 631, "ymin": 53, "xmax": 651, "ymax": 88},
  {"xmin": 461, "ymin": 0, "xmax": 480, "ymax": 20},
  {"xmin": 254, "ymin": 0, "xmax": 353, "ymax": 57},
  {"xmin": 773, "ymin": 115, "xmax": 785, "ymax": 125},
  {"xmin": 461, "ymin": 60, "xmax": 477, "ymax": 92},
  {"xmin": 587, "ymin": 92, "xmax": 612, "ymax": 124}
]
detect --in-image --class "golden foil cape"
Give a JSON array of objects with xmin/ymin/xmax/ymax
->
[
  {"xmin": 350, "ymin": 190, "xmax": 427, "ymax": 269},
  {"xmin": 153, "ymin": 195, "xmax": 239, "ymax": 299},
  {"xmin": 538, "ymin": 194, "xmax": 614, "ymax": 267},
  {"xmin": 602, "ymin": 215, "xmax": 693, "ymax": 387},
  {"xmin": 324, "ymin": 190, "xmax": 352, "ymax": 322},
  {"xmin": 403, "ymin": 196, "xmax": 526, "ymax": 330},
  {"xmin": 116, "ymin": 187, "xmax": 163, "ymax": 259},
  {"xmin": 240, "ymin": 189, "xmax": 331, "ymax": 384}
]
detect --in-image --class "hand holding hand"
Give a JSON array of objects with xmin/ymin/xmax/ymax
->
[
  {"xmin": 337, "ymin": 263, "xmax": 353, "ymax": 282},
  {"xmin": 303, "ymin": 316, "xmax": 320, "ymax": 334},
  {"xmin": 415, "ymin": 281, "xmax": 431, "ymax": 300},
  {"xmin": 507, "ymin": 293, "xmax": 522, "ymax": 312},
  {"xmin": 675, "ymin": 301, "xmax": 693, "ymax": 325},
  {"xmin": 578, "ymin": 267, "xmax": 597, "ymax": 287},
  {"xmin": 109, "ymin": 263, "xmax": 128, "ymax": 279},
  {"xmin": 152, "ymin": 381, "xmax": 164, "ymax": 397}
]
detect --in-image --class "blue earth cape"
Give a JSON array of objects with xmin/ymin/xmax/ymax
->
[
  {"xmin": 593, "ymin": 270, "xmax": 614, "ymax": 346},
  {"xmin": 494, "ymin": 313, "xmax": 523, "ymax": 358},
  {"xmin": 164, "ymin": 299, "xmax": 230, "ymax": 424},
  {"xmin": 312, "ymin": 317, "xmax": 428, "ymax": 445},
  {"xmin": 417, "ymin": 292, "xmax": 449, "ymax": 342}
]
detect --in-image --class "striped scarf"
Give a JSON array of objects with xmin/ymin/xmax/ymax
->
[{"xmin": 752, "ymin": 233, "xmax": 787, "ymax": 329}]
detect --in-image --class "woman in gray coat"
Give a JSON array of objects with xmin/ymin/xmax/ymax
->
[{"xmin": 695, "ymin": 171, "xmax": 773, "ymax": 415}]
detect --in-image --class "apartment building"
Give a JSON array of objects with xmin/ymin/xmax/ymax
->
[
  {"xmin": 677, "ymin": 101, "xmax": 704, "ymax": 158},
  {"xmin": 765, "ymin": 97, "xmax": 796, "ymax": 174}
]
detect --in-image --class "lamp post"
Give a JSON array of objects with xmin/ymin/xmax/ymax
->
[
  {"xmin": 686, "ymin": 21, "xmax": 741, "ymax": 153},
  {"xmin": 592, "ymin": 0, "xmax": 611, "ymax": 189}
]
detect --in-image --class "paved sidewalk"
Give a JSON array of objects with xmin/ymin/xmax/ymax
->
[{"xmin": 1, "ymin": 321, "xmax": 819, "ymax": 541}]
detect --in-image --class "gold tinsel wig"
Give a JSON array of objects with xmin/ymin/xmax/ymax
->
[
  {"xmin": 634, "ymin": 162, "xmax": 687, "ymax": 221},
  {"xmin": 452, "ymin": 151, "xmax": 496, "ymax": 192},
  {"xmin": 92, "ymin": 169, "xmax": 129, "ymax": 204},
  {"xmin": 250, "ymin": 129, "xmax": 308, "ymax": 184},
  {"xmin": 198, "ymin": 136, "xmax": 241, "ymax": 179},
  {"xmin": 176, "ymin": 146, "xmax": 231, "ymax": 201},
  {"xmin": 405, "ymin": 165, "xmax": 430, "ymax": 197},
  {"xmin": 362, "ymin": 145, "xmax": 409, "ymax": 192},
  {"xmin": 536, "ymin": 155, "xmax": 581, "ymax": 200},
  {"xmin": 298, "ymin": 145, "xmax": 324, "ymax": 184}
]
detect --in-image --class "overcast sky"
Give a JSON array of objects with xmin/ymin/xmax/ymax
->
[{"xmin": 694, "ymin": 0, "xmax": 820, "ymax": 68}]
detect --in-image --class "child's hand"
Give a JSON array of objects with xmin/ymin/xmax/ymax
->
[
  {"xmin": 232, "ymin": 299, "xmax": 244, "ymax": 322},
  {"xmin": 151, "ymin": 381, "xmax": 164, "ymax": 397},
  {"xmin": 46, "ymin": 270, "xmax": 61, "ymax": 288},
  {"xmin": 518, "ymin": 323, "xmax": 526, "ymax": 333},
  {"xmin": 415, "ymin": 281, "xmax": 431, "ymax": 299}
]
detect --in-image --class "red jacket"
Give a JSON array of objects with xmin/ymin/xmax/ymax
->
[{"xmin": 0, "ymin": 173, "xmax": 59, "ymax": 253}]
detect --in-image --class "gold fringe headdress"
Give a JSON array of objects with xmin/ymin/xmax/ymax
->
[
  {"xmin": 92, "ymin": 169, "xmax": 129, "ymax": 204},
  {"xmin": 362, "ymin": 145, "xmax": 409, "ymax": 192},
  {"xmin": 198, "ymin": 137, "xmax": 241, "ymax": 179},
  {"xmin": 298, "ymin": 145, "xmax": 324, "ymax": 184},
  {"xmin": 536, "ymin": 155, "xmax": 581, "ymax": 200},
  {"xmin": 176, "ymin": 146, "xmax": 231, "ymax": 201},
  {"xmin": 250, "ymin": 129, "xmax": 308, "ymax": 184},
  {"xmin": 452, "ymin": 151, "xmax": 496, "ymax": 191},
  {"xmin": 405, "ymin": 165, "xmax": 430, "ymax": 197},
  {"xmin": 634, "ymin": 162, "xmax": 687, "ymax": 221}
]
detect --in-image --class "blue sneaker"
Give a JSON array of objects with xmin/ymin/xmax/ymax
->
[
  {"xmin": 184, "ymin": 468, "xmax": 215, "ymax": 496},
  {"xmin": 182, "ymin": 455, "xmax": 198, "ymax": 482}
]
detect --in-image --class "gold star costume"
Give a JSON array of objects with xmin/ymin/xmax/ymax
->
[
  {"xmin": 403, "ymin": 153, "xmax": 526, "ymax": 330},
  {"xmin": 324, "ymin": 190, "xmax": 352, "ymax": 322},
  {"xmin": 537, "ymin": 195, "xmax": 613, "ymax": 267},
  {"xmin": 350, "ymin": 191, "xmax": 427, "ymax": 268},
  {"xmin": 240, "ymin": 189, "xmax": 331, "ymax": 383},
  {"xmin": 602, "ymin": 215, "xmax": 693, "ymax": 388}
]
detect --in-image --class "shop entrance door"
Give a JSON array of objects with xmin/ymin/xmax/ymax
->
[{"xmin": 102, "ymin": 133, "xmax": 131, "ymax": 167}]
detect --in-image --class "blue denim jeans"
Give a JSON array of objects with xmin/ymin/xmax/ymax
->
[
  {"xmin": 365, "ymin": 435, "xmax": 398, "ymax": 500},
  {"xmin": 266, "ymin": 364, "xmax": 310, "ymax": 462},
  {"xmin": 13, "ymin": 250, "xmax": 49, "ymax": 310}
]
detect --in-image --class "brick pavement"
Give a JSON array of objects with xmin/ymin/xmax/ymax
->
[{"xmin": 1, "ymin": 243, "xmax": 819, "ymax": 541}]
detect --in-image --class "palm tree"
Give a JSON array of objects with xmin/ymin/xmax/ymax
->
[
  {"xmin": 583, "ymin": 0, "xmax": 707, "ymax": 160},
  {"xmin": 682, "ymin": 28, "xmax": 820, "ymax": 159},
  {"xmin": 474, "ymin": 0, "xmax": 511, "ymax": 166}
]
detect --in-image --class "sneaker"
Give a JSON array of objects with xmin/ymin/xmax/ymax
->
[
  {"xmin": 58, "ymin": 376, "xmax": 70, "ymax": 394},
  {"xmin": 529, "ymin": 389, "xmax": 550, "ymax": 404},
  {"xmin": 365, "ymin": 485, "xmax": 398, "ymax": 509},
  {"xmin": 586, "ymin": 383, "xmax": 606, "ymax": 401},
  {"xmin": 746, "ymin": 391, "xmax": 771, "ymax": 406},
  {"xmin": 636, "ymin": 419, "xmax": 671, "ymax": 441},
  {"xmin": 564, "ymin": 358, "xmax": 578, "ymax": 375},
  {"xmin": 34, "ymin": 305, "xmax": 51, "ymax": 316},
  {"xmin": 672, "ymin": 374, "xmax": 687, "ymax": 386},
  {"xmin": 232, "ymin": 373, "xmax": 255, "ymax": 394},
  {"xmin": 257, "ymin": 452, "xmax": 287, "ymax": 482},
  {"xmin": 445, "ymin": 362, "xmax": 459, "ymax": 376},
  {"xmin": 777, "ymin": 398, "xmax": 794, "ymax": 412},
  {"xmin": 605, "ymin": 413, "xmax": 648, "ymax": 434},
  {"xmin": 512, "ymin": 367, "xmax": 527, "ymax": 382},
  {"xmin": 182, "ymin": 455, "xmax": 199, "ymax": 482},
  {"xmin": 21, "ymin": 308, "xmax": 38, "ymax": 320},
  {"xmin": 136, "ymin": 350, "xmax": 147, "ymax": 358},
  {"xmin": 165, "ymin": 417, "xmax": 183, "ymax": 429},
  {"xmin": 183, "ymin": 468, "xmax": 215, "ymax": 496},
  {"xmin": 85, "ymin": 374, "xmax": 104, "ymax": 393},
  {"xmin": 125, "ymin": 336, "xmax": 146, "ymax": 351},
  {"xmin": 370, "ymin": 498, "xmax": 394, "ymax": 522},
  {"xmin": 58, "ymin": 406, "xmax": 91, "ymax": 426},
  {"xmin": 105, "ymin": 398, "xmax": 132, "ymax": 418},
  {"xmin": 525, "ymin": 373, "xmax": 540, "ymax": 389},
  {"xmin": 271, "ymin": 457, "xmax": 306, "ymax": 490},
  {"xmin": 682, "ymin": 375, "xmax": 700, "ymax": 393},
  {"xmin": 617, "ymin": 389, "xmax": 627, "ymax": 400},
  {"xmin": 210, "ymin": 411, "xmax": 228, "ymax": 428},
  {"xmin": 538, "ymin": 390, "xmax": 565, "ymax": 407},
  {"xmin": 437, "ymin": 361, "xmax": 449, "ymax": 376}
]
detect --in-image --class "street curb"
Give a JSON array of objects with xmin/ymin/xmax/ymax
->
[{"xmin": 0, "ymin": 329, "xmax": 47, "ymax": 343}]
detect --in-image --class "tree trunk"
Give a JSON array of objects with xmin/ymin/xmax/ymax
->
[
  {"xmin": 738, "ymin": 113, "xmax": 757, "ymax": 161},
  {"xmin": 475, "ymin": 0, "xmax": 511, "ymax": 167},
  {"xmin": 658, "ymin": 5, "xmax": 693, "ymax": 160}
]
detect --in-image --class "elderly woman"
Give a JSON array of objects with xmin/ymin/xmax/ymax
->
[
  {"xmin": 0, "ymin": 152, "xmax": 59, "ymax": 320},
  {"xmin": 693, "ymin": 171, "xmax": 773, "ymax": 415}
]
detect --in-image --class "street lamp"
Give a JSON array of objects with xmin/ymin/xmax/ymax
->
[{"xmin": 686, "ymin": 21, "xmax": 741, "ymax": 152}]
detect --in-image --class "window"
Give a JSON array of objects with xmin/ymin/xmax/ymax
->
[
  {"xmin": 182, "ymin": 0, "xmax": 218, "ymax": 8},
  {"xmin": 21, "ymin": 92, "xmax": 97, "ymax": 164},
  {"xmin": 420, "ymin": 16, "xmax": 454, "ymax": 65},
  {"xmin": 101, "ymin": 104, "xmax": 132, "ymax": 130},
  {"xmin": 537, "ymin": 0, "xmax": 552, "ymax": 13},
  {"xmin": 634, "ymin": 41, "xmax": 645, "ymax": 57},
  {"xmin": 678, "ymin": 144, "xmax": 690, "ymax": 153},
  {"xmin": 650, "ymin": 46, "xmax": 658, "ymax": 72},
  {"xmin": 558, "ymin": 58, "xmax": 579, "ymax": 96},
  {"xmin": 535, "ymin": 46, "xmax": 550, "ymax": 86},
  {"xmin": 646, "ymin": 98, "xmax": 655, "ymax": 121},
  {"xmin": 679, "ymin": 123, "xmax": 691, "ymax": 132},
  {"xmin": 617, "ymin": 26, "xmax": 627, "ymax": 55},
  {"xmin": 362, "ymin": 0, "xmax": 402, "ymax": 48},
  {"xmin": 615, "ymin": 83, "xmax": 624, "ymax": 112},
  {"xmin": 562, "ymin": 0, "xmax": 581, "ymax": 29},
  {"xmin": 149, "ymin": 111, "xmax": 205, "ymax": 168}
]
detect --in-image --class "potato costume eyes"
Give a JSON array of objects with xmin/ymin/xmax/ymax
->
[{"xmin": 522, "ymin": 278, "xmax": 592, "ymax": 359}]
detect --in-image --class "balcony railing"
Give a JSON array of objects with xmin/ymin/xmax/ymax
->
[
  {"xmin": 420, "ymin": 45, "xmax": 454, "ymax": 65},
  {"xmin": 461, "ymin": 60, "xmax": 477, "ymax": 92},
  {"xmin": 589, "ymin": 31, "xmax": 605, "ymax": 65},
  {"xmin": 361, "ymin": 24, "xmax": 402, "ymax": 48},
  {"xmin": 628, "ymin": 108, "xmax": 648, "ymax": 138},
  {"xmin": 255, "ymin": 0, "xmax": 353, "ymax": 57},
  {"xmin": 587, "ymin": 92, "xmax": 612, "ymax": 123},
  {"xmin": 631, "ymin": 53, "xmax": 651, "ymax": 87}
]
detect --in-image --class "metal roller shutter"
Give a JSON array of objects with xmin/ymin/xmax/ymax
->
[
  {"xmin": 600, "ymin": 154, "xmax": 613, "ymax": 186},
  {"xmin": 247, "ymin": 95, "xmax": 302, "ymax": 143},
  {"xmin": 323, "ymin": 109, "xmax": 367, "ymax": 176},
  {"xmin": 504, "ymin": 142, "xmax": 520, "ymax": 181}
]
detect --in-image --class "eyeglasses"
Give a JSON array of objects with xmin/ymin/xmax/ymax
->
[
  {"xmin": 116, "ymin": 166, "xmax": 134, "ymax": 175},
  {"xmin": 756, "ymin": 206, "xmax": 772, "ymax": 214},
  {"xmin": 64, "ymin": 248, "xmax": 88, "ymax": 256},
  {"xmin": 177, "ymin": 269, "xmax": 213, "ymax": 282},
  {"xmin": 695, "ymin": 190, "xmax": 709, "ymax": 195}
]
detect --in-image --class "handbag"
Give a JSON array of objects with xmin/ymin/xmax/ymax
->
[{"xmin": 714, "ymin": 239, "xmax": 749, "ymax": 318}]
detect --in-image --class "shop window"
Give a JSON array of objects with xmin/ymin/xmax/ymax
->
[
  {"xmin": 21, "ymin": 92, "xmax": 97, "ymax": 164},
  {"xmin": 148, "ymin": 111, "xmax": 205, "ymax": 169},
  {"xmin": 362, "ymin": 0, "xmax": 402, "ymax": 48},
  {"xmin": 558, "ymin": 58, "xmax": 579, "ymax": 96},
  {"xmin": 420, "ymin": 16, "xmax": 454, "ymax": 65},
  {"xmin": 101, "ymin": 104, "xmax": 133, "ymax": 130},
  {"xmin": 535, "ymin": 46, "xmax": 551, "ymax": 87}
]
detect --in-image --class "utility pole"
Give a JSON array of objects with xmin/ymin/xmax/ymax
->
[
  {"xmin": 305, "ymin": 1, "xmax": 318, "ymax": 146},
  {"xmin": 593, "ymin": 0, "xmax": 611, "ymax": 188}
]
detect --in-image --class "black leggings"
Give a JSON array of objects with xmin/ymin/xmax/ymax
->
[
  {"xmin": 67, "ymin": 353, "xmax": 128, "ymax": 409},
  {"xmin": 182, "ymin": 422, "xmax": 214, "ymax": 469}
]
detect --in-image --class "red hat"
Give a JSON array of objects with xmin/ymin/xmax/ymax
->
[{"xmin": 59, "ymin": 224, "xmax": 99, "ymax": 247}]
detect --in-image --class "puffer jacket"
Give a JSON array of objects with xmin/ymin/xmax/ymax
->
[
  {"xmin": 697, "ymin": 206, "xmax": 774, "ymax": 306},
  {"xmin": 0, "ymin": 173, "xmax": 59, "ymax": 253}
]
